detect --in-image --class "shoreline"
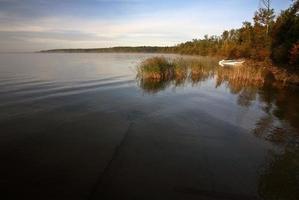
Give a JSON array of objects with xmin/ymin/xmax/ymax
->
[{"xmin": 33, "ymin": 51, "xmax": 299, "ymax": 86}]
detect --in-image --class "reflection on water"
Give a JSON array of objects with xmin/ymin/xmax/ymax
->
[
  {"xmin": 0, "ymin": 53, "xmax": 298, "ymax": 200},
  {"xmin": 137, "ymin": 56, "xmax": 299, "ymax": 199},
  {"xmin": 258, "ymin": 148, "xmax": 299, "ymax": 200},
  {"xmin": 137, "ymin": 57, "xmax": 217, "ymax": 93}
]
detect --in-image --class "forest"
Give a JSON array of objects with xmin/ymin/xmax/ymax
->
[{"xmin": 170, "ymin": 0, "xmax": 299, "ymax": 69}]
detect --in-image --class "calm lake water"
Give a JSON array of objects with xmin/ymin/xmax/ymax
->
[{"xmin": 0, "ymin": 53, "xmax": 298, "ymax": 200}]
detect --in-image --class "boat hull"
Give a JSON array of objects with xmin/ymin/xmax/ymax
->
[{"xmin": 219, "ymin": 60, "xmax": 245, "ymax": 67}]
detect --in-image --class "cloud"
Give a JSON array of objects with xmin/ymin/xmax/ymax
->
[{"xmin": 0, "ymin": 0, "xmax": 292, "ymax": 51}]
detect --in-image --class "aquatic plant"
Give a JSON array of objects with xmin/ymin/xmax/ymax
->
[
  {"xmin": 137, "ymin": 56, "xmax": 297, "ymax": 96},
  {"xmin": 173, "ymin": 58, "xmax": 188, "ymax": 79},
  {"xmin": 136, "ymin": 56, "xmax": 218, "ymax": 93},
  {"xmin": 216, "ymin": 64, "xmax": 267, "ymax": 91},
  {"xmin": 137, "ymin": 56, "xmax": 218, "ymax": 81},
  {"xmin": 137, "ymin": 56, "xmax": 174, "ymax": 80}
]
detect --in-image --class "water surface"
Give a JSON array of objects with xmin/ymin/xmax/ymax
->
[{"xmin": 0, "ymin": 53, "xmax": 298, "ymax": 200}]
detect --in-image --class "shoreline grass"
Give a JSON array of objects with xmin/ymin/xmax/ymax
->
[{"xmin": 137, "ymin": 56, "xmax": 299, "ymax": 88}]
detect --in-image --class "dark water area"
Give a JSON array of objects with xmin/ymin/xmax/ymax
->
[{"xmin": 0, "ymin": 53, "xmax": 298, "ymax": 200}]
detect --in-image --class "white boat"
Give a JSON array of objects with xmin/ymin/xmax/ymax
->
[{"xmin": 219, "ymin": 60, "xmax": 245, "ymax": 67}]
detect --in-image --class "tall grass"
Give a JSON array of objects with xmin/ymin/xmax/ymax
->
[
  {"xmin": 137, "ymin": 56, "xmax": 217, "ymax": 80},
  {"xmin": 136, "ymin": 56, "xmax": 289, "ymax": 94},
  {"xmin": 216, "ymin": 65, "xmax": 267, "ymax": 93},
  {"xmin": 136, "ymin": 56, "xmax": 218, "ymax": 93},
  {"xmin": 137, "ymin": 56, "xmax": 174, "ymax": 80}
]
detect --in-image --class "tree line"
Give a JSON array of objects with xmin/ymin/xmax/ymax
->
[{"xmin": 170, "ymin": 0, "xmax": 299, "ymax": 69}]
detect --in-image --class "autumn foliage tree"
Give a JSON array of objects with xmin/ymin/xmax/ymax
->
[
  {"xmin": 170, "ymin": 0, "xmax": 298, "ymax": 69},
  {"xmin": 271, "ymin": 0, "xmax": 299, "ymax": 68},
  {"xmin": 290, "ymin": 42, "xmax": 299, "ymax": 65}
]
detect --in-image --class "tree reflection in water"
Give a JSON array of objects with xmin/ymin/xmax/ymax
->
[
  {"xmin": 136, "ymin": 57, "xmax": 299, "ymax": 200},
  {"xmin": 255, "ymin": 86, "xmax": 299, "ymax": 200}
]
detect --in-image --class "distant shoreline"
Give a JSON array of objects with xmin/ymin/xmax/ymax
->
[{"xmin": 39, "ymin": 46, "xmax": 171, "ymax": 53}]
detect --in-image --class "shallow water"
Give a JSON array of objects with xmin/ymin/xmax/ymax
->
[{"xmin": 0, "ymin": 53, "xmax": 298, "ymax": 200}]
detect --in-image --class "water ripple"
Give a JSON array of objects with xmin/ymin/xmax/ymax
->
[{"xmin": 0, "ymin": 76, "xmax": 134, "ymax": 107}]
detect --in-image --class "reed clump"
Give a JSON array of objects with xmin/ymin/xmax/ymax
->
[
  {"xmin": 137, "ymin": 56, "xmax": 293, "ymax": 94},
  {"xmin": 189, "ymin": 58, "xmax": 217, "ymax": 83},
  {"xmin": 137, "ymin": 56, "xmax": 218, "ymax": 81},
  {"xmin": 173, "ymin": 58, "xmax": 188, "ymax": 81},
  {"xmin": 217, "ymin": 64, "xmax": 266, "ymax": 88},
  {"xmin": 137, "ymin": 56, "xmax": 174, "ymax": 80}
]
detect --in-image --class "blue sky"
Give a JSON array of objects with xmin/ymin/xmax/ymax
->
[{"xmin": 0, "ymin": 0, "xmax": 292, "ymax": 52}]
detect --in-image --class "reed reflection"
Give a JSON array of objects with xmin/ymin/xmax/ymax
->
[
  {"xmin": 136, "ymin": 56, "xmax": 217, "ymax": 93},
  {"xmin": 255, "ymin": 87, "xmax": 299, "ymax": 200},
  {"xmin": 137, "ymin": 57, "xmax": 299, "ymax": 138},
  {"xmin": 136, "ymin": 56, "xmax": 299, "ymax": 200}
]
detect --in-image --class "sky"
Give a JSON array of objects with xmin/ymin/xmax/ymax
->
[{"xmin": 0, "ymin": 0, "xmax": 293, "ymax": 52}]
